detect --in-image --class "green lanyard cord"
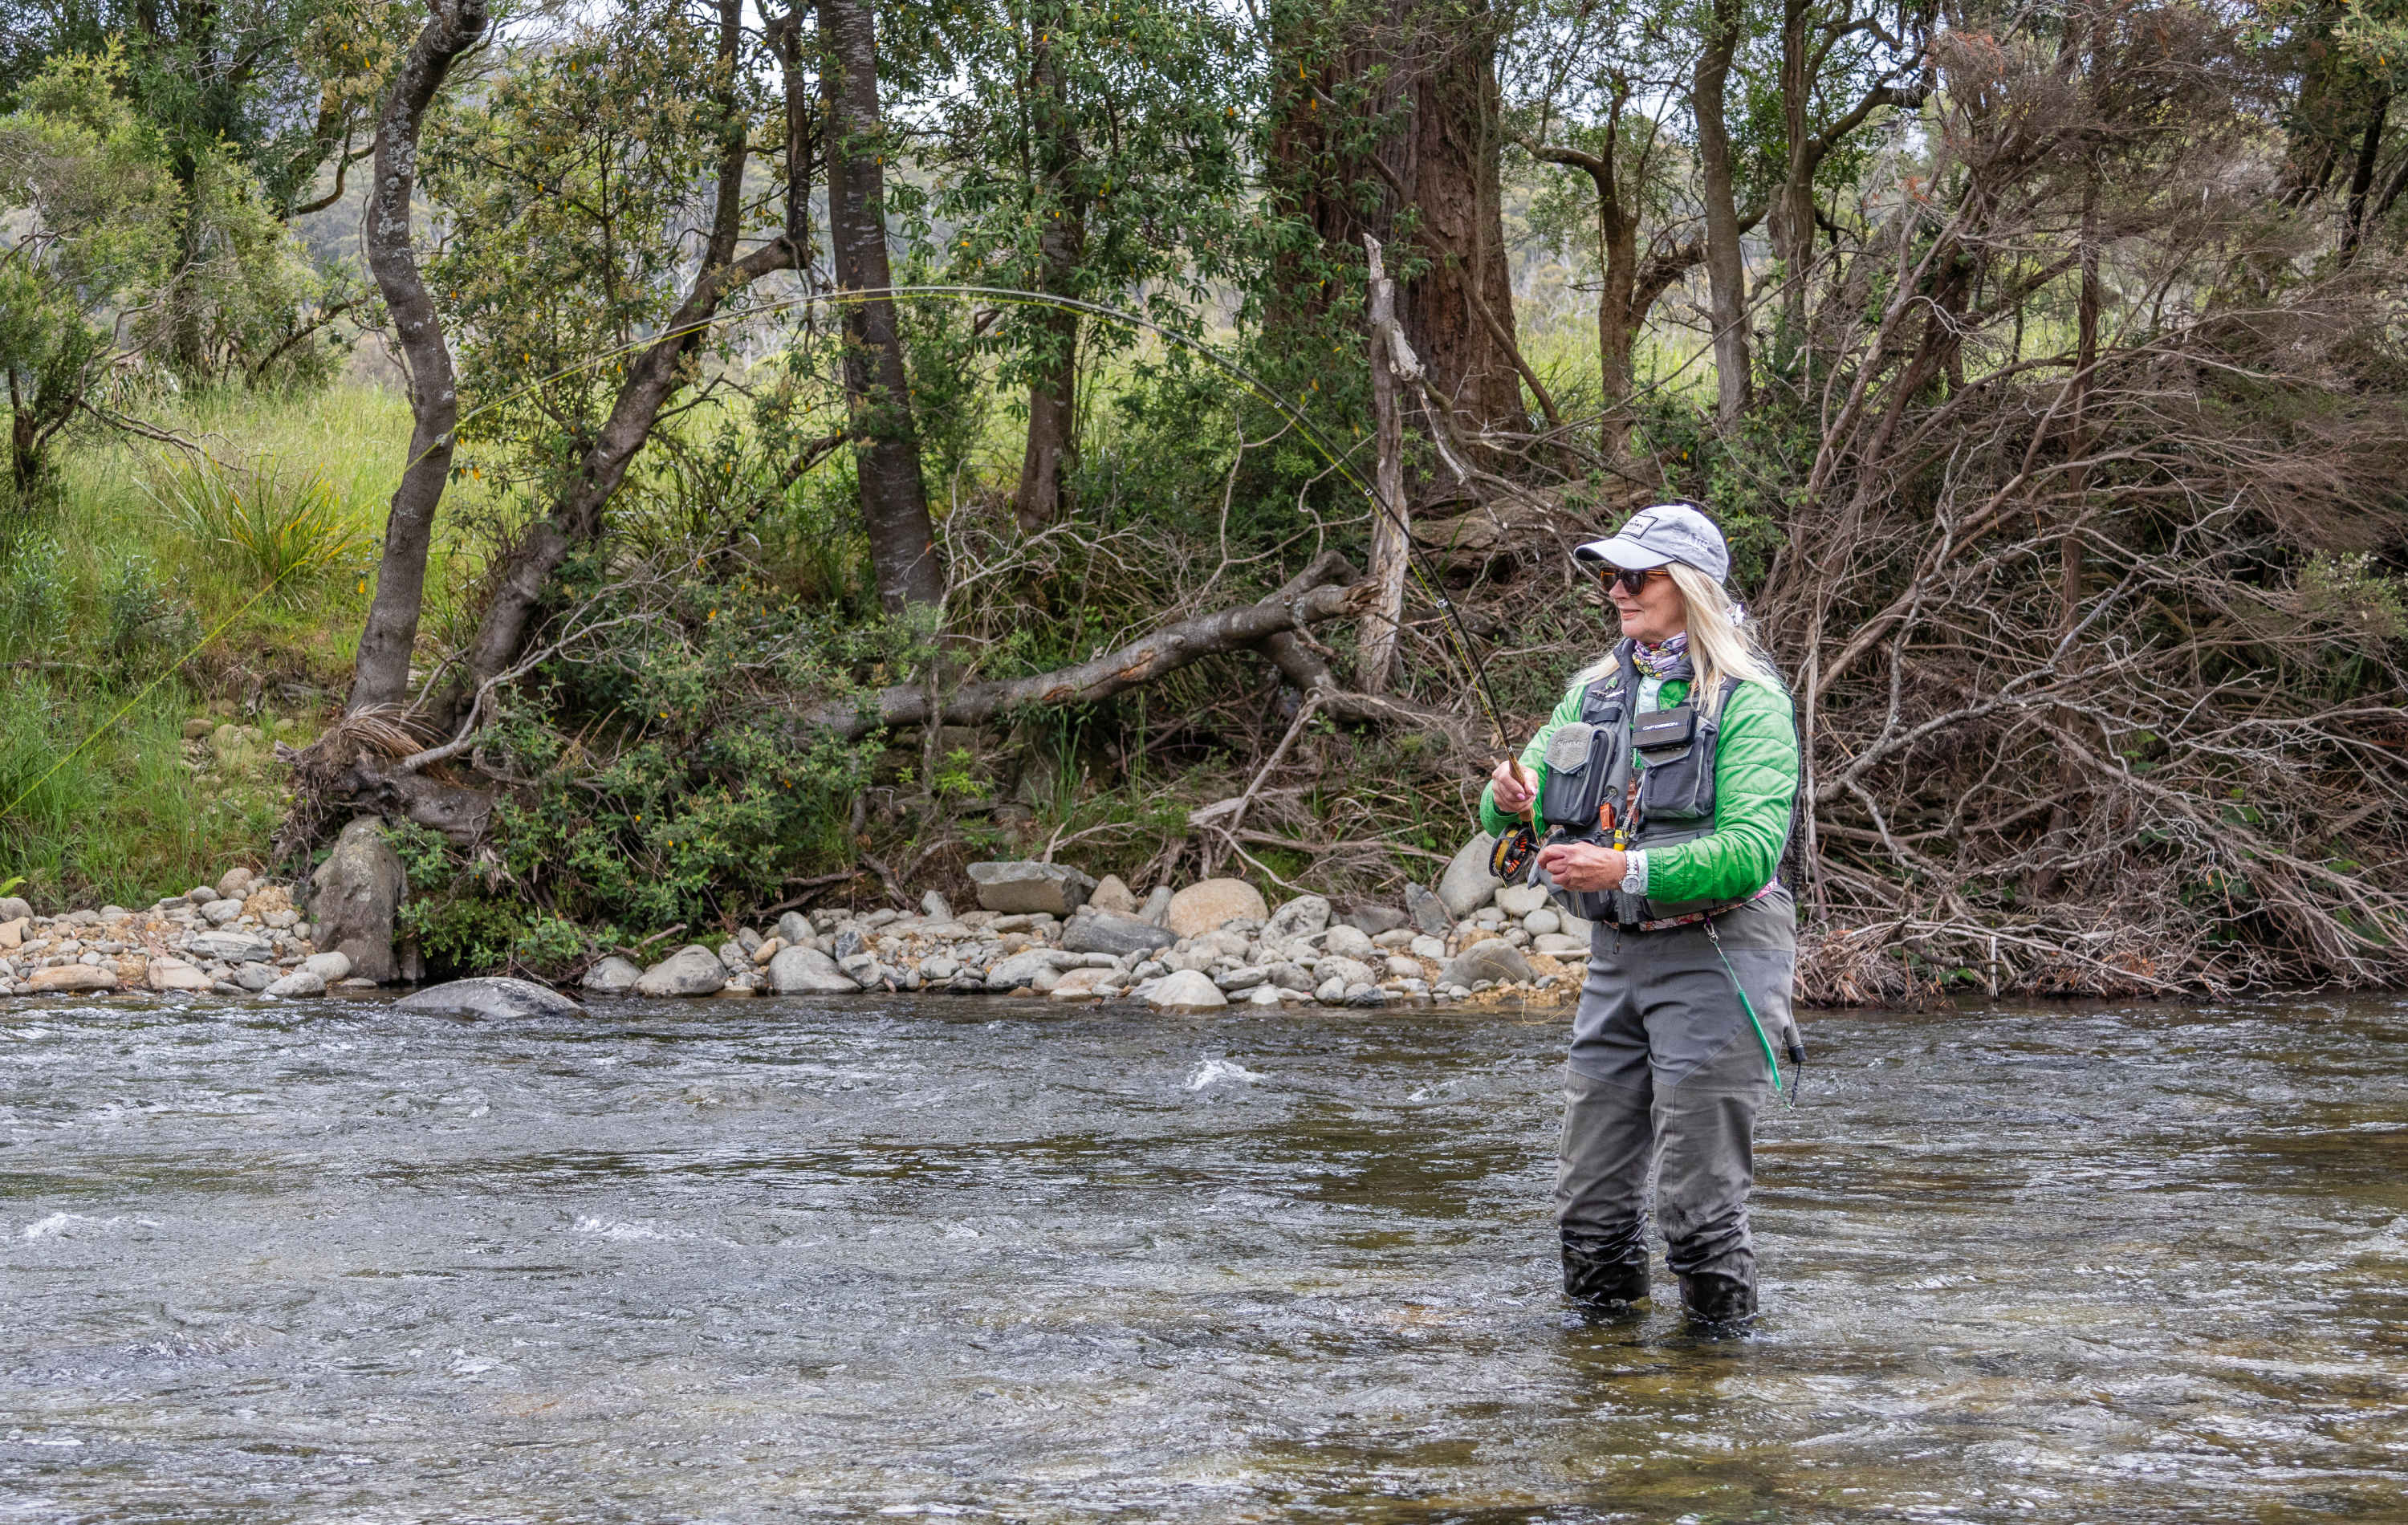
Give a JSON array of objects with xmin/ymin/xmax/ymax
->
[{"xmin": 1703, "ymin": 916, "xmax": 1793, "ymax": 1104}]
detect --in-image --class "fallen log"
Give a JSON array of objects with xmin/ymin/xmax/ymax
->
[
  {"xmin": 807, "ymin": 576, "xmax": 1384, "ymax": 739},
  {"xmin": 1253, "ymin": 552, "xmax": 1466, "ymax": 738}
]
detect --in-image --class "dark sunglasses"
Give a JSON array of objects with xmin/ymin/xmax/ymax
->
[{"xmin": 1600, "ymin": 566, "xmax": 1672, "ymax": 597}]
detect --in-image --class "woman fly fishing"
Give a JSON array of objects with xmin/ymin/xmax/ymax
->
[{"xmin": 1479, "ymin": 501, "xmax": 1803, "ymax": 1328}]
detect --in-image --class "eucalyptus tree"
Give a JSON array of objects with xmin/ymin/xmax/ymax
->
[
  {"xmin": 1507, "ymin": 0, "xmax": 1706, "ymax": 455},
  {"xmin": 895, "ymin": 0, "xmax": 1248, "ymax": 530},
  {"xmin": 0, "ymin": 49, "xmax": 179, "ymax": 490},
  {"xmin": 1259, "ymin": 0, "xmax": 1535, "ymax": 441}
]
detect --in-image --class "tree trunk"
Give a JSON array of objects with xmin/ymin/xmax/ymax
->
[
  {"xmin": 1012, "ymin": 10, "xmax": 1084, "ymax": 533},
  {"xmin": 347, "ymin": 0, "xmax": 490, "ymax": 717},
  {"xmin": 444, "ymin": 0, "xmax": 792, "ymax": 726},
  {"xmin": 1266, "ymin": 0, "xmax": 1527, "ymax": 439},
  {"xmin": 1357, "ymin": 236, "xmax": 1408, "ymax": 692},
  {"xmin": 1693, "ymin": 0, "xmax": 1751, "ymax": 428},
  {"xmin": 2341, "ymin": 90, "xmax": 2392, "ymax": 264},
  {"xmin": 818, "ymin": 0, "xmax": 942, "ymax": 609}
]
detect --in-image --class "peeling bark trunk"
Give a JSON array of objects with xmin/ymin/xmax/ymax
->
[
  {"xmin": 347, "ymin": 0, "xmax": 490, "ymax": 716},
  {"xmin": 1267, "ymin": 0, "xmax": 1527, "ymax": 438},
  {"xmin": 1357, "ymin": 236, "xmax": 1408, "ymax": 693},
  {"xmin": 819, "ymin": 0, "xmax": 942, "ymax": 608}
]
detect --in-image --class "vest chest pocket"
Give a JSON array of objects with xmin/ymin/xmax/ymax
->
[
  {"xmin": 1636, "ymin": 706, "xmax": 1717, "ymax": 824},
  {"xmin": 1538, "ymin": 721, "xmax": 1614, "ymax": 831}
]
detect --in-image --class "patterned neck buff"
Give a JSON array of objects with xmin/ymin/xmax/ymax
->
[{"xmin": 1632, "ymin": 631, "xmax": 1692, "ymax": 681}]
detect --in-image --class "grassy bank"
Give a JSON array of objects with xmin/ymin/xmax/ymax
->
[{"xmin": 0, "ymin": 388, "xmax": 429, "ymax": 909}]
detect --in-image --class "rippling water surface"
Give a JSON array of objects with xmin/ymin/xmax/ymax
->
[{"xmin": 2, "ymin": 989, "xmax": 2404, "ymax": 1522}]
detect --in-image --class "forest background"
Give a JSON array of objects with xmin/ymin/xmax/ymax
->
[{"xmin": 0, "ymin": 0, "xmax": 2403, "ymax": 1002}]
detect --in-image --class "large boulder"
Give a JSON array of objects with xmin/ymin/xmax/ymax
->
[
  {"xmin": 634, "ymin": 946, "xmax": 728, "ymax": 997},
  {"xmin": 581, "ymin": 956, "xmax": 643, "ymax": 994},
  {"xmin": 396, "ymin": 977, "xmax": 588, "ymax": 1019},
  {"xmin": 967, "ymin": 860, "xmax": 1096, "ymax": 915},
  {"xmin": 1163, "ymin": 879, "xmax": 1269, "ymax": 939},
  {"xmin": 1261, "ymin": 894, "xmax": 1332, "ymax": 942},
  {"xmin": 1088, "ymin": 874, "xmax": 1140, "ymax": 915},
  {"xmin": 30, "ymin": 964, "xmax": 116, "ymax": 993},
  {"xmin": 1061, "ymin": 909, "xmax": 1176, "ymax": 956},
  {"xmin": 1145, "ymin": 969, "xmax": 1227, "ymax": 1011},
  {"xmin": 1438, "ymin": 937, "xmax": 1534, "ymax": 990},
  {"xmin": 767, "ymin": 944, "xmax": 860, "ymax": 994},
  {"xmin": 1437, "ymin": 833, "xmax": 1503, "ymax": 918},
  {"xmin": 145, "ymin": 956, "xmax": 214, "ymax": 992},
  {"xmin": 309, "ymin": 817, "xmax": 407, "ymax": 984}
]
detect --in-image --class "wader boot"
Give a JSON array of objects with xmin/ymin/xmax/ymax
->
[
  {"xmin": 1561, "ymin": 1223, "xmax": 1649, "ymax": 1310},
  {"xmin": 1676, "ymin": 1269, "xmax": 1757, "ymax": 1329}
]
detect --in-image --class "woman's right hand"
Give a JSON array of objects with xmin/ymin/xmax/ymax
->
[{"xmin": 1489, "ymin": 757, "xmax": 1536, "ymax": 817}]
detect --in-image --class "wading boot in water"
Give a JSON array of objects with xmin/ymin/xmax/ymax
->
[
  {"xmin": 1561, "ymin": 1229, "xmax": 1649, "ymax": 1311},
  {"xmin": 1677, "ymin": 1270, "xmax": 1757, "ymax": 1329}
]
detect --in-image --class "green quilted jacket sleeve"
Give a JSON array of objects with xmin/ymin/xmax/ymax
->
[
  {"xmin": 1643, "ymin": 678, "xmax": 1799, "ymax": 905},
  {"xmin": 1474, "ymin": 673, "xmax": 1799, "ymax": 905}
]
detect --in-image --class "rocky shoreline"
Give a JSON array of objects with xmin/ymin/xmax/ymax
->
[
  {"xmin": 0, "ymin": 868, "xmax": 356, "ymax": 998},
  {"xmin": 0, "ymin": 836, "xmax": 1584, "ymax": 1011}
]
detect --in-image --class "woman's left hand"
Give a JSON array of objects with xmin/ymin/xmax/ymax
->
[{"xmin": 1536, "ymin": 840, "xmax": 1625, "ymax": 893}]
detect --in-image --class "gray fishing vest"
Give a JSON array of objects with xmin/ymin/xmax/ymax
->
[{"xmin": 1529, "ymin": 642, "xmax": 1790, "ymax": 928}]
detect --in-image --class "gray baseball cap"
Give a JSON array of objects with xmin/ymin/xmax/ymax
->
[{"xmin": 1572, "ymin": 501, "xmax": 1731, "ymax": 584}]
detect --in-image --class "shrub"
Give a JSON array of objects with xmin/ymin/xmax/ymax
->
[{"xmin": 147, "ymin": 454, "xmax": 371, "ymax": 598}]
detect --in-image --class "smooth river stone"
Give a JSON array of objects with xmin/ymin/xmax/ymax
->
[
  {"xmin": 395, "ymin": 977, "xmax": 587, "ymax": 1020},
  {"xmin": 1145, "ymin": 969, "xmax": 1226, "ymax": 1011},
  {"xmin": 1061, "ymin": 909, "xmax": 1175, "ymax": 956},
  {"xmin": 262, "ymin": 970, "xmax": 326, "ymax": 998},
  {"xmin": 145, "ymin": 956, "xmax": 214, "ymax": 993},
  {"xmin": 633, "ymin": 946, "xmax": 727, "ymax": 997},
  {"xmin": 1437, "ymin": 833, "xmax": 1503, "ymax": 918},
  {"xmin": 767, "ymin": 945, "xmax": 859, "ymax": 994},
  {"xmin": 28, "ymin": 965, "xmax": 115, "ymax": 993},
  {"xmin": 1438, "ymin": 937, "xmax": 1533, "ymax": 990},
  {"xmin": 1495, "ymin": 884, "xmax": 1552, "ymax": 917},
  {"xmin": 1260, "ymin": 894, "xmax": 1331, "ymax": 942},
  {"xmin": 966, "ymin": 861, "xmax": 1096, "ymax": 916},
  {"xmin": 1161, "ymin": 879, "xmax": 1268, "ymax": 938},
  {"xmin": 580, "ymin": 956, "xmax": 642, "ymax": 994}
]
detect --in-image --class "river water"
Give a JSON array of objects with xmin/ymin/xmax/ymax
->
[{"xmin": 2, "ymin": 990, "xmax": 2403, "ymax": 1522}]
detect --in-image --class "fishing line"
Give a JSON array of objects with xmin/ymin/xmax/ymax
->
[
  {"xmin": 0, "ymin": 563, "xmax": 302, "ymax": 826},
  {"xmin": 0, "ymin": 280, "xmax": 1528, "ymax": 835},
  {"xmin": 433, "ymin": 282, "xmax": 1523, "ymax": 750}
]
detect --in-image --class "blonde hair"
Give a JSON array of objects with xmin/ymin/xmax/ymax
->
[{"xmin": 1577, "ymin": 562, "xmax": 1780, "ymax": 718}]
